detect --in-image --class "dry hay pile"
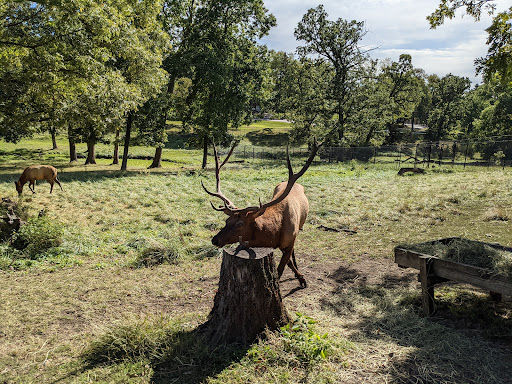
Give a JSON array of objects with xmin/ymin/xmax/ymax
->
[{"xmin": 405, "ymin": 238, "xmax": 512, "ymax": 278}]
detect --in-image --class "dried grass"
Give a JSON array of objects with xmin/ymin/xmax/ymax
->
[
  {"xmin": 405, "ymin": 238, "xmax": 512, "ymax": 278},
  {"xmin": 482, "ymin": 207, "xmax": 509, "ymax": 222}
]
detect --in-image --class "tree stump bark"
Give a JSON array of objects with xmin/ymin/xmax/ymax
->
[
  {"xmin": 201, "ymin": 246, "xmax": 290, "ymax": 347},
  {"xmin": 0, "ymin": 198, "xmax": 24, "ymax": 240}
]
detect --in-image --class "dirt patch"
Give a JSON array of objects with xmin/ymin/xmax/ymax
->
[{"xmin": 279, "ymin": 253, "xmax": 417, "ymax": 299}]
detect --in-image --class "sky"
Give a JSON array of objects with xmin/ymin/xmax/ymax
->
[{"xmin": 260, "ymin": 0, "xmax": 510, "ymax": 85}]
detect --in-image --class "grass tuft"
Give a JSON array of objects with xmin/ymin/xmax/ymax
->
[
  {"xmin": 482, "ymin": 207, "xmax": 509, "ymax": 222},
  {"xmin": 131, "ymin": 238, "xmax": 187, "ymax": 267}
]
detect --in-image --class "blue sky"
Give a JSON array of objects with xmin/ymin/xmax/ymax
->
[{"xmin": 260, "ymin": 0, "xmax": 510, "ymax": 84}]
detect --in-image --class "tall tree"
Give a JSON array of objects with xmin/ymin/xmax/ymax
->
[
  {"xmin": 469, "ymin": 80, "xmax": 512, "ymax": 137},
  {"xmin": 134, "ymin": 89, "xmax": 171, "ymax": 168},
  {"xmin": 426, "ymin": 74, "xmax": 471, "ymax": 141},
  {"xmin": 476, "ymin": 7, "xmax": 512, "ymax": 84},
  {"xmin": 285, "ymin": 57, "xmax": 334, "ymax": 144},
  {"xmin": 294, "ymin": 5, "xmax": 371, "ymax": 144},
  {"xmin": 162, "ymin": 0, "xmax": 276, "ymax": 168},
  {"xmin": 379, "ymin": 55, "xmax": 425, "ymax": 144},
  {"xmin": 117, "ymin": 0, "xmax": 169, "ymax": 171}
]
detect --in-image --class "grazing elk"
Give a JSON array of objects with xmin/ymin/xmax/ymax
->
[
  {"xmin": 202, "ymin": 141, "xmax": 320, "ymax": 287},
  {"xmin": 15, "ymin": 165, "xmax": 63, "ymax": 195}
]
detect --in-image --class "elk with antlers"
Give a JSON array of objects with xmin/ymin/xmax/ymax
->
[{"xmin": 202, "ymin": 141, "xmax": 320, "ymax": 287}]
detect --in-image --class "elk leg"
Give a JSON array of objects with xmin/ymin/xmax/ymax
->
[
  {"xmin": 291, "ymin": 249, "xmax": 299, "ymax": 270},
  {"xmin": 278, "ymin": 247, "xmax": 307, "ymax": 288},
  {"xmin": 29, "ymin": 182, "xmax": 36, "ymax": 193},
  {"xmin": 287, "ymin": 251, "xmax": 306, "ymax": 288},
  {"xmin": 55, "ymin": 178, "xmax": 63, "ymax": 191}
]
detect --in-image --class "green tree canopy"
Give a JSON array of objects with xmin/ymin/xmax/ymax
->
[
  {"xmin": 426, "ymin": 74, "xmax": 471, "ymax": 141},
  {"xmin": 0, "ymin": 0, "xmax": 168, "ymax": 168},
  {"xmin": 161, "ymin": 0, "xmax": 275, "ymax": 167},
  {"xmin": 428, "ymin": 1, "xmax": 511, "ymax": 85},
  {"xmin": 294, "ymin": 5, "xmax": 371, "ymax": 144}
]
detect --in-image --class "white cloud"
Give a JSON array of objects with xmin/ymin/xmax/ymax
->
[{"xmin": 261, "ymin": 0, "xmax": 507, "ymax": 84}]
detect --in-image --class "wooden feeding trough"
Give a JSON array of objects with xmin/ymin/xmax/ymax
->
[{"xmin": 394, "ymin": 237, "xmax": 512, "ymax": 316}]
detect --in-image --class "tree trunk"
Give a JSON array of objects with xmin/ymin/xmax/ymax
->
[
  {"xmin": 51, "ymin": 128, "xmax": 58, "ymax": 150},
  {"xmin": 85, "ymin": 140, "xmax": 96, "ymax": 165},
  {"xmin": 148, "ymin": 147, "xmax": 163, "ymax": 169},
  {"xmin": 69, "ymin": 138, "xmax": 77, "ymax": 162},
  {"xmin": 121, "ymin": 112, "xmax": 134, "ymax": 171},
  {"xmin": 200, "ymin": 246, "xmax": 290, "ymax": 347},
  {"xmin": 364, "ymin": 127, "xmax": 375, "ymax": 146},
  {"xmin": 202, "ymin": 136, "xmax": 208, "ymax": 169},
  {"xmin": 112, "ymin": 129, "xmax": 120, "ymax": 165},
  {"xmin": 337, "ymin": 104, "xmax": 344, "ymax": 141}
]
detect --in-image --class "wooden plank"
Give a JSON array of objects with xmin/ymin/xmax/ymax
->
[
  {"xmin": 419, "ymin": 256, "xmax": 435, "ymax": 316},
  {"xmin": 430, "ymin": 258, "xmax": 512, "ymax": 296},
  {"xmin": 394, "ymin": 247, "xmax": 428, "ymax": 270}
]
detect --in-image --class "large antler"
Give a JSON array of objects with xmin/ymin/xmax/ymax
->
[
  {"xmin": 226, "ymin": 139, "xmax": 322, "ymax": 215},
  {"xmin": 201, "ymin": 139, "xmax": 238, "ymax": 211}
]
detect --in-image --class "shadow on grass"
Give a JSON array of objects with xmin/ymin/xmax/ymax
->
[
  {"xmin": 165, "ymin": 131, "xmax": 194, "ymax": 149},
  {"xmin": 245, "ymin": 129, "xmax": 289, "ymax": 147},
  {"xmin": 77, "ymin": 324, "xmax": 249, "ymax": 384},
  {"xmin": 321, "ymin": 264, "xmax": 512, "ymax": 383},
  {"xmin": 0, "ymin": 147, "xmax": 44, "ymax": 159},
  {"xmin": 0, "ymin": 165, "xmax": 198, "ymax": 187}
]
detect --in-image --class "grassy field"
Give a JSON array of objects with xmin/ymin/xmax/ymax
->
[
  {"xmin": 0, "ymin": 135, "xmax": 511, "ymax": 383},
  {"xmin": 166, "ymin": 120, "xmax": 293, "ymax": 148}
]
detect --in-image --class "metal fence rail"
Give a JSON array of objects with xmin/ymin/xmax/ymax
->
[{"xmin": 224, "ymin": 139, "xmax": 512, "ymax": 169}]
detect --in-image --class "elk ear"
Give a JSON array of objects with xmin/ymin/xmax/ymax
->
[{"xmin": 246, "ymin": 209, "xmax": 266, "ymax": 220}]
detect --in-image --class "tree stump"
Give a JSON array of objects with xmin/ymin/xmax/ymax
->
[
  {"xmin": 0, "ymin": 198, "xmax": 24, "ymax": 240},
  {"xmin": 201, "ymin": 246, "xmax": 290, "ymax": 347}
]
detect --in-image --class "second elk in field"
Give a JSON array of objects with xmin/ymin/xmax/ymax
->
[
  {"xmin": 202, "ymin": 141, "xmax": 320, "ymax": 288},
  {"xmin": 15, "ymin": 165, "xmax": 63, "ymax": 196}
]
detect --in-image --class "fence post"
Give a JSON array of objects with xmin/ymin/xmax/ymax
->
[
  {"xmin": 427, "ymin": 142, "xmax": 432, "ymax": 168},
  {"xmin": 373, "ymin": 147, "xmax": 377, "ymax": 164},
  {"xmin": 414, "ymin": 143, "xmax": 419, "ymax": 168},
  {"xmin": 398, "ymin": 145, "xmax": 402, "ymax": 168},
  {"xmin": 452, "ymin": 142, "xmax": 457, "ymax": 166}
]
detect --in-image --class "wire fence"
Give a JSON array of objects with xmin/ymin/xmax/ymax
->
[{"xmin": 226, "ymin": 138, "xmax": 512, "ymax": 169}]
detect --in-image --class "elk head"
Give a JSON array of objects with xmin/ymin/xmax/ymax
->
[{"xmin": 202, "ymin": 139, "xmax": 321, "ymax": 248}]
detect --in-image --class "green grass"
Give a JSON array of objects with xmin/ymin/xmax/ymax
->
[
  {"xmin": 165, "ymin": 119, "xmax": 293, "ymax": 147},
  {"xmin": 0, "ymin": 134, "xmax": 511, "ymax": 383}
]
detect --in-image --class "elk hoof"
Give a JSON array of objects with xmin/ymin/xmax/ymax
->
[{"xmin": 298, "ymin": 277, "xmax": 307, "ymax": 288}]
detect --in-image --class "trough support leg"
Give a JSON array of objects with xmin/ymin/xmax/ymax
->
[{"xmin": 419, "ymin": 256, "xmax": 435, "ymax": 316}]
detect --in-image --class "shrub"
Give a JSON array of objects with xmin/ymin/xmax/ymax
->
[
  {"xmin": 13, "ymin": 216, "xmax": 65, "ymax": 259},
  {"xmin": 131, "ymin": 238, "xmax": 186, "ymax": 267}
]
